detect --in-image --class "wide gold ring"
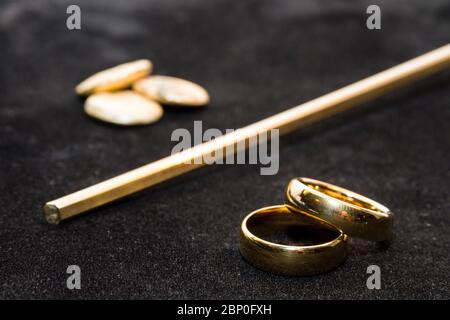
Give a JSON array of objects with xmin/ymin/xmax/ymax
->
[
  {"xmin": 239, "ymin": 205, "xmax": 348, "ymax": 276},
  {"xmin": 285, "ymin": 177, "xmax": 393, "ymax": 241}
]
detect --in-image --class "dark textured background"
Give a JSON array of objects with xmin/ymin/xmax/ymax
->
[{"xmin": 1, "ymin": 0, "xmax": 449, "ymax": 299}]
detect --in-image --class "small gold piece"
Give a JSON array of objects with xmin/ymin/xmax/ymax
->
[
  {"xmin": 84, "ymin": 91, "xmax": 163, "ymax": 126},
  {"xmin": 286, "ymin": 177, "xmax": 393, "ymax": 241},
  {"xmin": 240, "ymin": 205, "xmax": 348, "ymax": 276},
  {"xmin": 133, "ymin": 75, "xmax": 210, "ymax": 107},
  {"xmin": 75, "ymin": 59, "xmax": 152, "ymax": 96}
]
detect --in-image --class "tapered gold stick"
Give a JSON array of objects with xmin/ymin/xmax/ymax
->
[{"xmin": 44, "ymin": 44, "xmax": 450, "ymax": 224}]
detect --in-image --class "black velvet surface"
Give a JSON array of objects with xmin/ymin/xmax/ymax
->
[{"xmin": 1, "ymin": 0, "xmax": 449, "ymax": 299}]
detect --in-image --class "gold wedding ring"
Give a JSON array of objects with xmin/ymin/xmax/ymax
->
[
  {"xmin": 240, "ymin": 205, "xmax": 348, "ymax": 276},
  {"xmin": 286, "ymin": 178, "xmax": 393, "ymax": 241}
]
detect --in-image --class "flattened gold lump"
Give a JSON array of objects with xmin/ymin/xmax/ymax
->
[
  {"xmin": 84, "ymin": 91, "xmax": 163, "ymax": 126},
  {"xmin": 75, "ymin": 59, "xmax": 152, "ymax": 96},
  {"xmin": 133, "ymin": 75, "xmax": 210, "ymax": 107}
]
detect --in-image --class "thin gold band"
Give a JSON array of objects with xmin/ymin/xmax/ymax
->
[
  {"xmin": 239, "ymin": 205, "xmax": 348, "ymax": 276},
  {"xmin": 285, "ymin": 177, "xmax": 393, "ymax": 241}
]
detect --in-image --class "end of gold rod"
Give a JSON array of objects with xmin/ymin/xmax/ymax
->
[{"xmin": 43, "ymin": 203, "xmax": 61, "ymax": 225}]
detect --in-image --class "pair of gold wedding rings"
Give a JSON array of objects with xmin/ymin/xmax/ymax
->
[{"xmin": 239, "ymin": 177, "xmax": 393, "ymax": 276}]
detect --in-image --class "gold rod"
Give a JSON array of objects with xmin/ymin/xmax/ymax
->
[{"xmin": 44, "ymin": 44, "xmax": 450, "ymax": 224}]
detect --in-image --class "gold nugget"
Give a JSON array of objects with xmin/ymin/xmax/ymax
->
[
  {"xmin": 133, "ymin": 75, "xmax": 210, "ymax": 107},
  {"xmin": 75, "ymin": 59, "xmax": 152, "ymax": 96},
  {"xmin": 84, "ymin": 91, "xmax": 163, "ymax": 126}
]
